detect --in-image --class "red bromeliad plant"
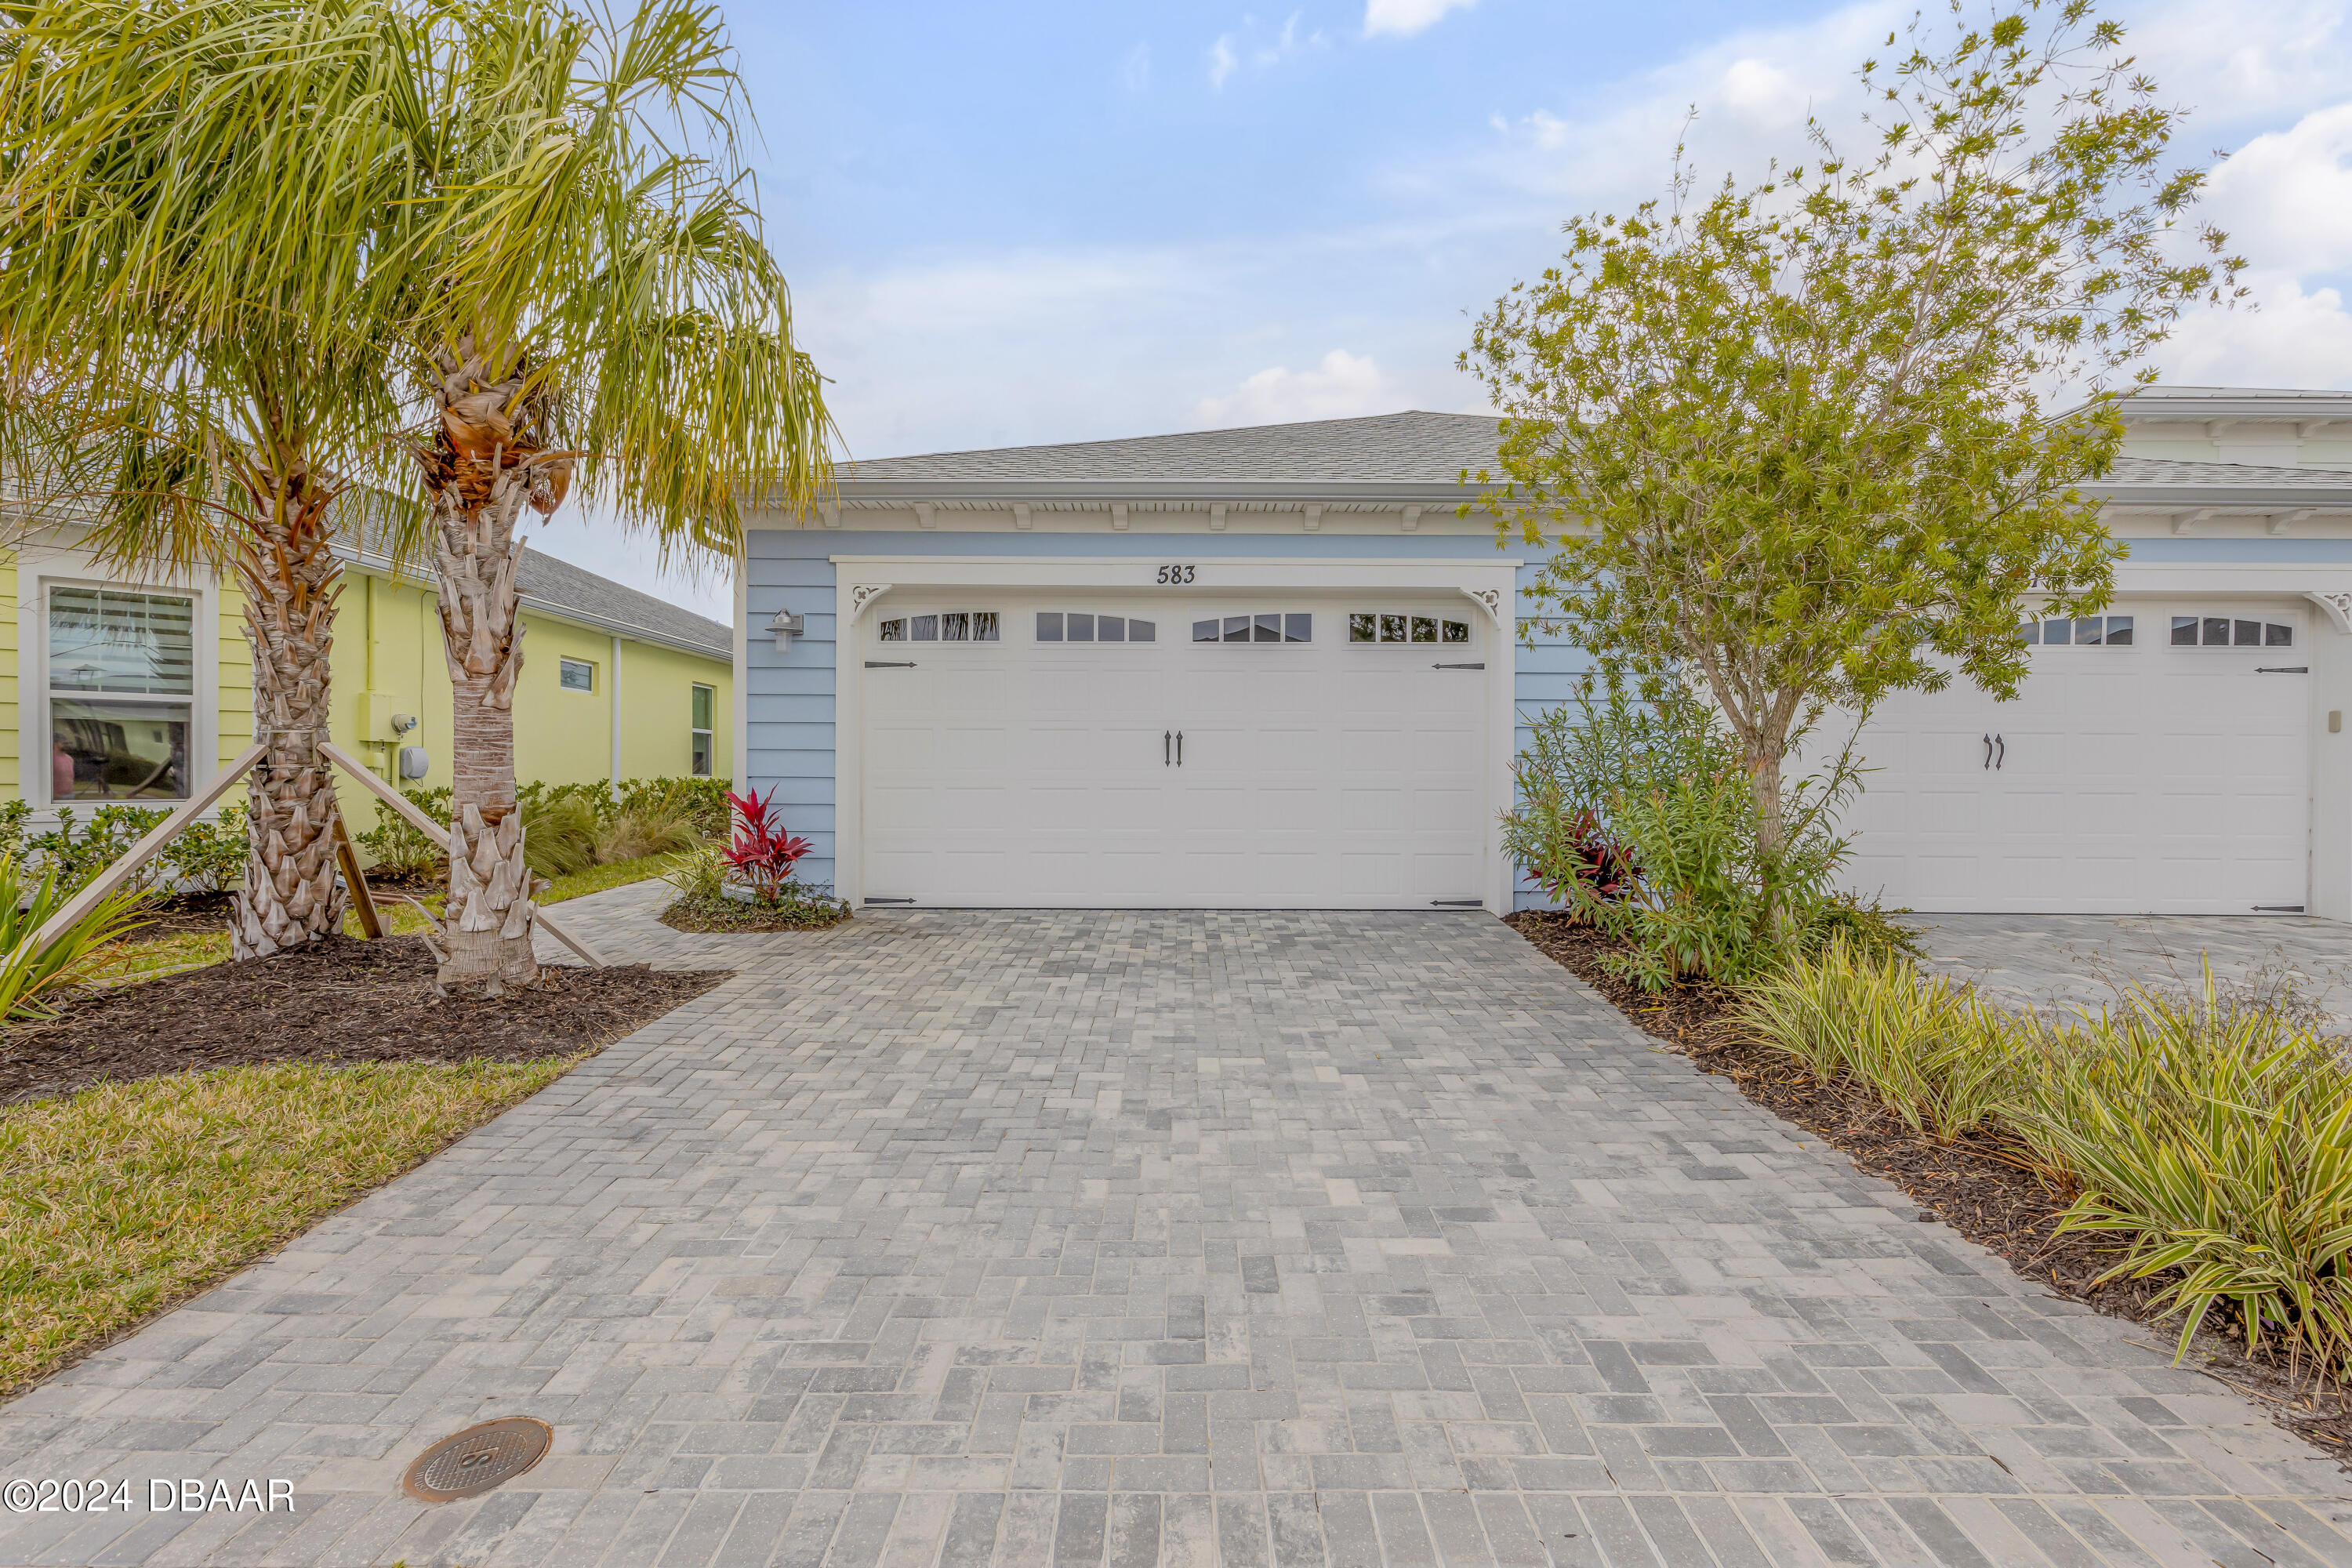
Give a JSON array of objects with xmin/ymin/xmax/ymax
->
[{"xmin": 724, "ymin": 787, "xmax": 814, "ymax": 906}]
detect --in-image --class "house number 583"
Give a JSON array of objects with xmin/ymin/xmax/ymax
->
[{"xmin": 1155, "ymin": 564, "xmax": 1196, "ymax": 584}]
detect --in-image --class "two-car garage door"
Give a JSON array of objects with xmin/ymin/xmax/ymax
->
[
  {"xmin": 858, "ymin": 594, "xmax": 1491, "ymax": 907},
  {"xmin": 1841, "ymin": 602, "xmax": 2311, "ymax": 914}
]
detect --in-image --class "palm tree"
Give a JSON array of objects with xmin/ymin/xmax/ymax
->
[
  {"xmin": 385, "ymin": 0, "xmax": 830, "ymax": 993},
  {"xmin": 2, "ymin": 0, "xmax": 830, "ymax": 989},
  {"xmin": 0, "ymin": 0, "xmax": 418, "ymax": 956}
]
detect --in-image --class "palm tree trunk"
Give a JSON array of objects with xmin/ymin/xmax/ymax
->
[
  {"xmin": 423, "ymin": 339, "xmax": 560, "ymax": 996},
  {"xmin": 228, "ymin": 472, "xmax": 349, "ymax": 957}
]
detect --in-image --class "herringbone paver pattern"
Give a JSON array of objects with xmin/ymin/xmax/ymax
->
[{"xmin": 2, "ymin": 890, "xmax": 2345, "ymax": 1566}]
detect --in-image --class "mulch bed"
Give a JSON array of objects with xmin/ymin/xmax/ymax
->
[
  {"xmin": 122, "ymin": 877, "xmax": 448, "ymax": 945},
  {"xmin": 1504, "ymin": 909, "xmax": 2352, "ymax": 1467},
  {"xmin": 118, "ymin": 891, "xmax": 238, "ymax": 944},
  {"xmin": 660, "ymin": 892, "xmax": 851, "ymax": 933},
  {"xmin": 1, "ymin": 935, "xmax": 728, "ymax": 1106}
]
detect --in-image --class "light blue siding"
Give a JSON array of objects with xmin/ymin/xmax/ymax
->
[{"xmin": 742, "ymin": 526, "xmax": 1581, "ymax": 895}]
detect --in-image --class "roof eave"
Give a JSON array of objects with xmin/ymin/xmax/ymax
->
[
  {"xmin": 2090, "ymin": 485, "xmax": 2352, "ymax": 506},
  {"xmin": 827, "ymin": 478, "xmax": 1485, "ymax": 503}
]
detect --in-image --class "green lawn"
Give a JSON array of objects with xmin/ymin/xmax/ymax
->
[{"xmin": 0, "ymin": 1058, "xmax": 572, "ymax": 1396}]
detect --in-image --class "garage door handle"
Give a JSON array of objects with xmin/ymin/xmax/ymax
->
[
  {"xmin": 2256, "ymin": 666, "xmax": 2308, "ymax": 673},
  {"xmin": 1164, "ymin": 730, "xmax": 1171, "ymax": 767},
  {"xmin": 865, "ymin": 660, "xmax": 916, "ymax": 669},
  {"xmin": 1432, "ymin": 662, "xmax": 1484, "ymax": 670},
  {"xmin": 1982, "ymin": 734, "xmax": 1992, "ymax": 771},
  {"xmin": 1176, "ymin": 731, "xmax": 1183, "ymax": 766},
  {"xmin": 1994, "ymin": 734, "xmax": 2004, "ymax": 770}
]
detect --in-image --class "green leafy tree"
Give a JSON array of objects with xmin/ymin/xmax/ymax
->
[
  {"xmin": 1463, "ymin": 0, "xmax": 2242, "ymax": 841},
  {"xmin": 2, "ymin": 0, "xmax": 829, "ymax": 991}
]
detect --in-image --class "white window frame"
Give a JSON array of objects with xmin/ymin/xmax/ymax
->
[
  {"xmin": 558, "ymin": 656, "xmax": 597, "ymax": 692},
  {"xmin": 691, "ymin": 682, "xmax": 716, "ymax": 778},
  {"xmin": 30, "ymin": 565, "xmax": 219, "ymax": 810}
]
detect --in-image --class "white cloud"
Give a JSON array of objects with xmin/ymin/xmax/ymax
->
[
  {"xmin": 2130, "ymin": 0, "xmax": 2352, "ymax": 125},
  {"xmin": 1120, "ymin": 42, "xmax": 1152, "ymax": 95},
  {"xmin": 2201, "ymin": 103, "xmax": 2352, "ymax": 278},
  {"xmin": 2155, "ymin": 272, "xmax": 2352, "ymax": 390},
  {"xmin": 1207, "ymin": 36, "xmax": 1238, "ymax": 89},
  {"xmin": 1207, "ymin": 13, "xmax": 1325, "ymax": 89},
  {"xmin": 1363, "ymin": 0, "xmax": 1474, "ymax": 39},
  {"xmin": 1193, "ymin": 350, "xmax": 1398, "ymax": 426}
]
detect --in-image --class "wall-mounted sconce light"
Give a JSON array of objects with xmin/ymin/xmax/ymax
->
[{"xmin": 769, "ymin": 609, "xmax": 805, "ymax": 650}]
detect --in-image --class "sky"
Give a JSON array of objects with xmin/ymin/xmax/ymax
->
[{"xmin": 530, "ymin": 0, "xmax": 2352, "ymax": 620}]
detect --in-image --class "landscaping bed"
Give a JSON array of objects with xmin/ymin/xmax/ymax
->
[
  {"xmin": 1505, "ymin": 908, "xmax": 2352, "ymax": 1465},
  {"xmin": 2, "ymin": 934, "xmax": 727, "ymax": 1105},
  {"xmin": 661, "ymin": 889, "xmax": 851, "ymax": 932}
]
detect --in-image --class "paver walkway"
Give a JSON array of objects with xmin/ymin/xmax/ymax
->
[
  {"xmin": 2, "ymin": 891, "xmax": 2347, "ymax": 1567},
  {"xmin": 1904, "ymin": 913, "xmax": 2351, "ymax": 1029}
]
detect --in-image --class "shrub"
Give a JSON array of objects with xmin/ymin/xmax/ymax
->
[
  {"xmin": 1733, "ymin": 948, "xmax": 2352, "ymax": 1378},
  {"xmin": 1733, "ymin": 936, "xmax": 2012, "ymax": 1141},
  {"xmin": 158, "ymin": 804, "xmax": 248, "ymax": 894},
  {"xmin": 0, "ymin": 854, "xmax": 154, "ymax": 1019},
  {"xmin": 354, "ymin": 785, "xmax": 452, "ymax": 880},
  {"xmin": 27, "ymin": 804, "xmax": 170, "ymax": 895},
  {"xmin": 619, "ymin": 775, "xmax": 729, "ymax": 837},
  {"xmin": 2006, "ymin": 976, "xmax": 2352, "ymax": 1376},
  {"xmin": 1505, "ymin": 684, "xmax": 1873, "ymax": 991},
  {"xmin": 0, "ymin": 800, "xmax": 31, "ymax": 860},
  {"xmin": 659, "ymin": 841, "xmax": 728, "ymax": 902},
  {"xmin": 723, "ymin": 786, "xmax": 813, "ymax": 905},
  {"xmin": 520, "ymin": 793, "xmax": 601, "ymax": 880},
  {"xmin": 597, "ymin": 790, "xmax": 703, "ymax": 864}
]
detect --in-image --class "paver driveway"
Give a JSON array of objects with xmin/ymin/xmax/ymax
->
[{"xmin": 3, "ymin": 892, "xmax": 2347, "ymax": 1568}]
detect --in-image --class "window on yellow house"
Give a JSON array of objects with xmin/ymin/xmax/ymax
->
[
  {"xmin": 49, "ymin": 586, "xmax": 194, "ymax": 801},
  {"xmin": 559, "ymin": 657, "xmax": 595, "ymax": 692},
  {"xmin": 691, "ymin": 684, "xmax": 714, "ymax": 778}
]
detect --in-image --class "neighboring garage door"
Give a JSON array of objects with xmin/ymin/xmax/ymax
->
[
  {"xmin": 1840, "ymin": 602, "xmax": 2310, "ymax": 914},
  {"xmin": 860, "ymin": 594, "xmax": 1488, "ymax": 907}
]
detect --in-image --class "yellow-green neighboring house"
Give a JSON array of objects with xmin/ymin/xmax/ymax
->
[{"xmin": 0, "ymin": 530, "xmax": 731, "ymax": 844}]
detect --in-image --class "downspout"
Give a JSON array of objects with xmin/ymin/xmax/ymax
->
[{"xmin": 610, "ymin": 633, "xmax": 622, "ymax": 785}]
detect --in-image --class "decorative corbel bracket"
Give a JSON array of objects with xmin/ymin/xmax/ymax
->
[
  {"xmin": 2307, "ymin": 591, "xmax": 2352, "ymax": 635},
  {"xmin": 848, "ymin": 583, "xmax": 895, "ymax": 627},
  {"xmin": 1458, "ymin": 586, "xmax": 1506, "ymax": 627}
]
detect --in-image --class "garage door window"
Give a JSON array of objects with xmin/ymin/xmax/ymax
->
[
  {"xmin": 2023, "ymin": 615, "xmax": 2132, "ymax": 646},
  {"xmin": 880, "ymin": 612, "xmax": 1000, "ymax": 643},
  {"xmin": 1348, "ymin": 613, "xmax": 1470, "ymax": 644},
  {"xmin": 2169, "ymin": 615, "xmax": 2292, "ymax": 648},
  {"xmin": 1192, "ymin": 613, "xmax": 1310, "ymax": 644},
  {"xmin": 1036, "ymin": 612, "xmax": 1156, "ymax": 643}
]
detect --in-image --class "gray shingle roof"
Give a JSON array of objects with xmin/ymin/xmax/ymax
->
[
  {"xmin": 840, "ymin": 411, "xmax": 1502, "ymax": 488},
  {"xmin": 2103, "ymin": 456, "xmax": 2352, "ymax": 487},
  {"xmin": 513, "ymin": 547, "xmax": 729, "ymax": 659},
  {"xmin": 835, "ymin": 416, "xmax": 2352, "ymax": 509},
  {"xmin": 332, "ymin": 507, "xmax": 727, "ymax": 656}
]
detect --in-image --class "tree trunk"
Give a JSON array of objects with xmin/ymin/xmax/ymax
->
[
  {"xmin": 1750, "ymin": 746, "xmax": 1784, "ymax": 854},
  {"xmin": 229, "ymin": 472, "xmax": 350, "ymax": 958},
  {"xmin": 421, "ymin": 339, "xmax": 570, "ymax": 995}
]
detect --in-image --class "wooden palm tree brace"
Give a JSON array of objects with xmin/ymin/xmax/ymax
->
[
  {"xmin": 320, "ymin": 742, "xmax": 606, "ymax": 967},
  {"xmin": 24, "ymin": 740, "xmax": 270, "ymax": 956}
]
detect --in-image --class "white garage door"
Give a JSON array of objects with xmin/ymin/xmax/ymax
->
[
  {"xmin": 1840, "ymin": 603, "xmax": 2310, "ymax": 914},
  {"xmin": 860, "ymin": 594, "xmax": 1490, "ymax": 907}
]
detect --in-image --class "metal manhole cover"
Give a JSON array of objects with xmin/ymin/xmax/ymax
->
[{"xmin": 401, "ymin": 1417, "xmax": 551, "ymax": 1502}]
